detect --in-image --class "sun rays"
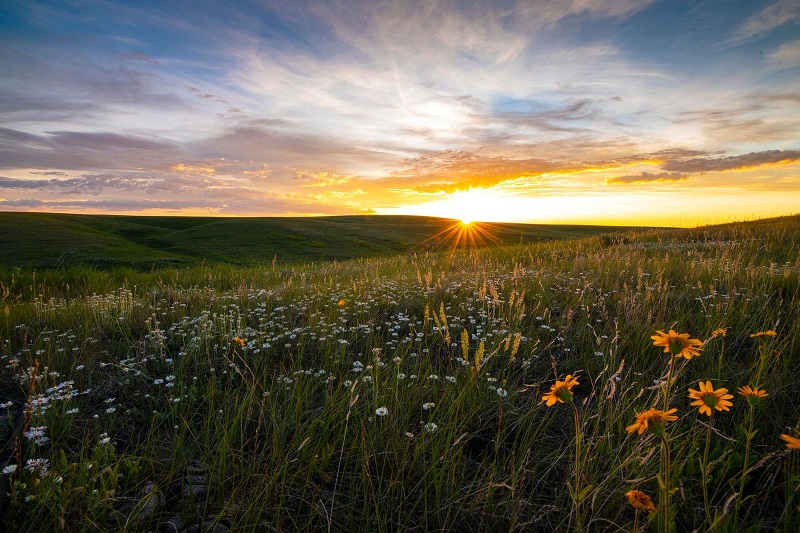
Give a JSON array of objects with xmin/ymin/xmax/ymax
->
[{"xmin": 416, "ymin": 219, "xmax": 504, "ymax": 257}]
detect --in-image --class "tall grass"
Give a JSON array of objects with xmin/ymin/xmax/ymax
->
[{"xmin": 1, "ymin": 215, "xmax": 799, "ymax": 531}]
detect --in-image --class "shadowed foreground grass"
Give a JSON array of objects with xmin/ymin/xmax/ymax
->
[{"xmin": 1, "ymin": 215, "xmax": 799, "ymax": 532}]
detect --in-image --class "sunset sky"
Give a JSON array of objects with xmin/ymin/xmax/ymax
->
[{"xmin": 1, "ymin": 0, "xmax": 799, "ymax": 226}]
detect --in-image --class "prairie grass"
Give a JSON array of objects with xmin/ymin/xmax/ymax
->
[{"xmin": 1, "ymin": 215, "xmax": 799, "ymax": 531}]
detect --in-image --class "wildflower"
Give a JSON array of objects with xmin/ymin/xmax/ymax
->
[
  {"xmin": 651, "ymin": 329, "xmax": 703, "ymax": 359},
  {"xmin": 688, "ymin": 381, "xmax": 733, "ymax": 416},
  {"xmin": 749, "ymin": 330, "xmax": 777, "ymax": 338},
  {"xmin": 24, "ymin": 458, "xmax": 50, "ymax": 477},
  {"xmin": 780, "ymin": 434, "xmax": 800, "ymax": 449},
  {"xmin": 422, "ymin": 402, "xmax": 435, "ymax": 410},
  {"xmin": 233, "ymin": 336, "xmax": 245, "ymax": 347},
  {"xmin": 625, "ymin": 490, "xmax": 656, "ymax": 513},
  {"xmin": 738, "ymin": 385, "xmax": 768, "ymax": 407},
  {"xmin": 375, "ymin": 407, "xmax": 388, "ymax": 417},
  {"xmin": 23, "ymin": 426, "xmax": 47, "ymax": 444},
  {"xmin": 626, "ymin": 408, "xmax": 678, "ymax": 436},
  {"xmin": 496, "ymin": 388, "xmax": 508, "ymax": 398},
  {"xmin": 541, "ymin": 374, "xmax": 579, "ymax": 406},
  {"xmin": 424, "ymin": 422, "xmax": 438, "ymax": 433},
  {"xmin": 2, "ymin": 464, "xmax": 17, "ymax": 475},
  {"xmin": 337, "ymin": 299, "xmax": 346, "ymax": 307},
  {"xmin": 711, "ymin": 328, "xmax": 727, "ymax": 338}
]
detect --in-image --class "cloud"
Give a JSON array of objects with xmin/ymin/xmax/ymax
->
[
  {"xmin": 30, "ymin": 171, "xmax": 69, "ymax": 176},
  {"xmin": 123, "ymin": 52, "xmax": 161, "ymax": 65},
  {"xmin": 605, "ymin": 172, "xmax": 689, "ymax": 185},
  {"xmin": 672, "ymin": 97, "xmax": 800, "ymax": 145},
  {"xmin": 386, "ymin": 150, "xmax": 570, "ymax": 193},
  {"xmin": 0, "ymin": 128, "xmax": 182, "ymax": 171},
  {"xmin": 291, "ymin": 170, "xmax": 351, "ymax": 187},
  {"xmin": 661, "ymin": 149, "xmax": 800, "ymax": 173},
  {"xmin": 737, "ymin": 0, "xmax": 800, "ymax": 41},
  {"xmin": 768, "ymin": 39, "xmax": 800, "ymax": 68},
  {"xmin": 488, "ymin": 98, "xmax": 600, "ymax": 133}
]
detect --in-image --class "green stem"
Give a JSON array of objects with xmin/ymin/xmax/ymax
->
[
  {"xmin": 632, "ymin": 510, "xmax": 639, "ymax": 533},
  {"xmin": 572, "ymin": 401, "xmax": 583, "ymax": 533},
  {"xmin": 663, "ymin": 355, "xmax": 676, "ymax": 411},
  {"xmin": 659, "ymin": 433, "xmax": 672, "ymax": 533},
  {"xmin": 702, "ymin": 415, "xmax": 714, "ymax": 526},
  {"xmin": 734, "ymin": 405, "xmax": 755, "ymax": 529}
]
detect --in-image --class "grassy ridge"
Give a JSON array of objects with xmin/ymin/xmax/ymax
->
[
  {"xmin": 0, "ymin": 215, "xmax": 799, "ymax": 532},
  {"xmin": 0, "ymin": 213, "xmax": 641, "ymax": 269}
]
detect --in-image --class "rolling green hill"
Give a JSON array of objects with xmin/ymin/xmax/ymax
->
[{"xmin": 0, "ymin": 212, "xmax": 645, "ymax": 269}]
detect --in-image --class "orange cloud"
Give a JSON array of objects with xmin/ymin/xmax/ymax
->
[
  {"xmin": 605, "ymin": 172, "xmax": 689, "ymax": 185},
  {"xmin": 170, "ymin": 163, "xmax": 216, "ymax": 174}
]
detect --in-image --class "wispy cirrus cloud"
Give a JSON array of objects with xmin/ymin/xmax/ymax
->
[
  {"xmin": 736, "ymin": 0, "xmax": 800, "ymax": 41},
  {"xmin": 768, "ymin": 39, "xmax": 800, "ymax": 69}
]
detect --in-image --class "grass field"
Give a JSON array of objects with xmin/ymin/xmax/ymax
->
[
  {"xmin": 1, "ymin": 214, "xmax": 799, "ymax": 532},
  {"xmin": 0, "ymin": 212, "xmax": 641, "ymax": 269}
]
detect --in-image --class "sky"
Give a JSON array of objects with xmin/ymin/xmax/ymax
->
[{"xmin": 1, "ymin": 0, "xmax": 799, "ymax": 226}]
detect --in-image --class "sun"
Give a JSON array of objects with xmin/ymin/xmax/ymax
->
[{"xmin": 460, "ymin": 218, "xmax": 472, "ymax": 225}]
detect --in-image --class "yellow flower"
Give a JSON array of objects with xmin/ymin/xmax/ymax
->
[
  {"xmin": 625, "ymin": 489, "xmax": 656, "ymax": 513},
  {"xmin": 737, "ymin": 385, "xmax": 768, "ymax": 407},
  {"xmin": 711, "ymin": 328, "xmax": 727, "ymax": 338},
  {"xmin": 541, "ymin": 374, "xmax": 579, "ymax": 406},
  {"xmin": 749, "ymin": 330, "xmax": 777, "ymax": 338},
  {"xmin": 233, "ymin": 336, "xmax": 245, "ymax": 347},
  {"xmin": 688, "ymin": 381, "xmax": 733, "ymax": 416},
  {"xmin": 780, "ymin": 434, "xmax": 800, "ymax": 450},
  {"xmin": 651, "ymin": 329, "xmax": 703, "ymax": 360},
  {"xmin": 626, "ymin": 408, "xmax": 678, "ymax": 436}
]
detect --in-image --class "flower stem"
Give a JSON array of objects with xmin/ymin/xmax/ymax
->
[
  {"xmin": 572, "ymin": 401, "xmax": 583, "ymax": 532},
  {"xmin": 659, "ymin": 433, "xmax": 672, "ymax": 533},
  {"xmin": 734, "ymin": 405, "xmax": 755, "ymax": 529},
  {"xmin": 662, "ymin": 355, "xmax": 676, "ymax": 411},
  {"xmin": 702, "ymin": 415, "xmax": 714, "ymax": 525}
]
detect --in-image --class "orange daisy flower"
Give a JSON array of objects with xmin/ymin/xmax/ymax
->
[
  {"xmin": 737, "ymin": 385, "xmax": 768, "ymax": 407},
  {"xmin": 688, "ymin": 381, "xmax": 733, "ymax": 416},
  {"xmin": 626, "ymin": 407, "xmax": 678, "ymax": 436},
  {"xmin": 749, "ymin": 330, "xmax": 777, "ymax": 338},
  {"xmin": 541, "ymin": 374, "xmax": 579, "ymax": 406},
  {"xmin": 625, "ymin": 489, "xmax": 656, "ymax": 513},
  {"xmin": 651, "ymin": 329, "xmax": 703, "ymax": 359}
]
